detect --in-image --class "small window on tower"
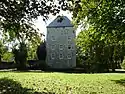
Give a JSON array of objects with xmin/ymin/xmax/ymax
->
[
  {"xmin": 51, "ymin": 36, "xmax": 55, "ymax": 41},
  {"xmin": 59, "ymin": 53, "xmax": 63, "ymax": 59},
  {"xmin": 68, "ymin": 45, "xmax": 71, "ymax": 49},
  {"xmin": 61, "ymin": 31, "xmax": 63, "ymax": 35},
  {"xmin": 59, "ymin": 44, "xmax": 63, "ymax": 50},
  {"xmin": 51, "ymin": 53, "xmax": 55, "ymax": 59},
  {"xmin": 51, "ymin": 45, "xmax": 55, "ymax": 50},
  {"xmin": 68, "ymin": 36, "xmax": 71, "ymax": 41},
  {"xmin": 64, "ymin": 30, "xmax": 68, "ymax": 34},
  {"xmin": 67, "ymin": 53, "xmax": 71, "ymax": 59}
]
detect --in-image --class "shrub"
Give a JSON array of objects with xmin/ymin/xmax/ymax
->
[{"xmin": 27, "ymin": 60, "xmax": 47, "ymax": 70}]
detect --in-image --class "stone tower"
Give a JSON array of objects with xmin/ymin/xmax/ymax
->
[{"xmin": 46, "ymin": 16, "xmax": 76, "ymax": 69}]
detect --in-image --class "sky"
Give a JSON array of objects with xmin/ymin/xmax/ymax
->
[{"xmin": 34, "ymin": 11, "xmax": 81, "ymax": 40}]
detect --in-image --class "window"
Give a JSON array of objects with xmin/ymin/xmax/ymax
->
[
  {"xmin": 68, "ymin": 36, "xmax": 71, "ymax": 41},
  {"xmin": 61, "ymin": 31, "xmax": 63, "ymax": 35},
  {"xmin": 60, "ymin": 29, "xmax": 63, "ymax": 35},
  {"xmin": 59, "ymin": 53, "xmax": 63, "ymax": 59},
  {"xmin": 59, "ymin": 44, "xmax": 63, "ymax": 50},
  {"xmin": 68, "ymin": 45, "xmax": 71, "ymax": 49},
  {"xmin": 68, "ymin": 41, "xmax": 71, "ymax": 44},
  {"xmin": 51, "ymin": 45, "xmax": 55, "ymax": 50},
  {"xmin": 51, "ymin": 53, "xmax": 55, "ymax": 59},
  {"xmin": 67, "ymin": 53, "xmax": 71, "ymax": 59},
  {"xmin": 51, "ymin": 36, "xmax": 55, "ymax": 41},
  {"xmin": 64, "ymin": 29, "xmax": 68, "ymax": 34}
]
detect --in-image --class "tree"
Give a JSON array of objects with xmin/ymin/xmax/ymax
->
[
  {"xmin": 0, "ymin": 32, "xmax": 8, "ymax": 63},
  {"xmin": 76, "ymin": 27, "xmax": 108, "ymax": 72},
  {"xmin": 72, "ymin": 0, "xmax": 125, "ymax": 38},
  {"xmin": 76, "ymin": 26, "xmax": 125, "ymax": 72},
  {"xmin": 0, "ymin": 42, "xmax": 8, "ymax": 63},
  {"xmin": 27, "ymin": 35, "xmax": 41, "ymax": 60},
  {"xmin": 0, "ymin": 0, "xmax": 71, "ymax": 23},
  {"xmin": 71, "ymin": 0, "xmax": 125, "ymax": 72},
  {"xmin": 0, "ymin": 0, "xmax": 80, "ymax": 69},
  {"xmin": 2, "ymin": 52, "xmax": 13, "ymax": 62},
  {"xmin": 0, "ymin": 41, "xmax": 4, "ymax": 63},
  {"xmin": 0, "ymin": 0, "xmax": 72, "ymax": 69},
  {"xmin": 9, "ymin": 23, "xmax": 42, "ymax": 70},
  {"xmin": 37, "ymin": 41, "xmax": 46, "ymax": 61}
]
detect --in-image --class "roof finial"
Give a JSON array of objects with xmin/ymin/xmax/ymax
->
[{"xmin": 57, "ymin": 15, "xmax": 64, "ymax": 23}]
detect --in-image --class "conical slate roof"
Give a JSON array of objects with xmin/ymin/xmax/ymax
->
[{"xmin": 47, "ymin": 16, "xmax": 73, "ymax": 28}]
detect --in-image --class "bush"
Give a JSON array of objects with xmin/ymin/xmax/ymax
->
[
  {"xmin": 0, "ymin": 61, "xmax": 16, "ymax": 69},
  {"xmin": 27, "ymin": 60, "xmax": 47, "ymax": 70}
]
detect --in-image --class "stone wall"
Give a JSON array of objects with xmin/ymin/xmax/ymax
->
[{"xmin": 46, "ymin": 27, "xmax": 76, "ymax": 69}]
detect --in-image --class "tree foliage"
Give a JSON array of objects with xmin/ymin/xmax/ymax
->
[
  {"xmin": 0, "ymin": 0, "xmax": 73, "ymax": 69},
  {"xmin": 0, "ymin": 0, "xmax": 71, "ymax": 23},
  {"xmin": 76, "ymin": 27, "xmax": 125, "ymax": 72},
  {"xmin": 37, "ymin": 41, "xmax": 46, "ymax": 61},
  {"xmin": 72, "ymin": 0, "xmax": 125, "ymax": 72},
  {"xmin": 72, "ymin": 0, "xmax": 125, "ymax": 37},
  {"xmin": 0, "ymin": 39, "xmax": 8, "ymax": 63}
]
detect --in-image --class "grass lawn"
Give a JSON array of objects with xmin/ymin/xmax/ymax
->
[{"xmin": 0, "ymin": 71, "xmax": 125, "ymax": 94}]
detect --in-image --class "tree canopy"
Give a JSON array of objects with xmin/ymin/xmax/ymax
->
[
  {"xmin": 0, "ymin": 0, "xmax": 71, "ymax": 23},
  {"xmin": 0, "ymin": 0, "xmax": 73, "ymax": 69},
  {"xmin": 72, "ymin": 0, "xmax": 125, "ymax": 37},
  {"xmin": 73, "ymin": 0, "xmax": 125, "ymax": 72}
]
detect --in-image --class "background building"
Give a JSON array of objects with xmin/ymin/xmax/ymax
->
[{"xmin": 46, "ymin": 16, "xmax": 76, "ymax": 69}]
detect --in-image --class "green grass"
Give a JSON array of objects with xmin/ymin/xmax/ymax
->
[{"xmin": 0, "ymin": 71, "xmax": 125, "ymax": 94}]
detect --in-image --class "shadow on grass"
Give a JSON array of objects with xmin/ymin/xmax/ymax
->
[
  {"xmin": 111, "ymin": 79, "xmax": 125, "ymax": 86},
  {"xmin": 0, "ymin": 68, "xmax": 125, "ymax": 74},
  {"xmin": 0, "ymin": 77, "xmax": 55, "ymax": 94}
]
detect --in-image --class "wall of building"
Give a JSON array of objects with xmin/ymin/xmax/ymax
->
[{"xmin": 46, "ymin": 27, "xmax": 76, "ymax": 69}]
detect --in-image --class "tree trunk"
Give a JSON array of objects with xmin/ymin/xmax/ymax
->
[
  {"xmin": 0, "ymin": 55, "xmax": 1, "ymax": 63},
  {"xmin": 111, "ymin": 60, "xmax": 115, "ymax": 72}
]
